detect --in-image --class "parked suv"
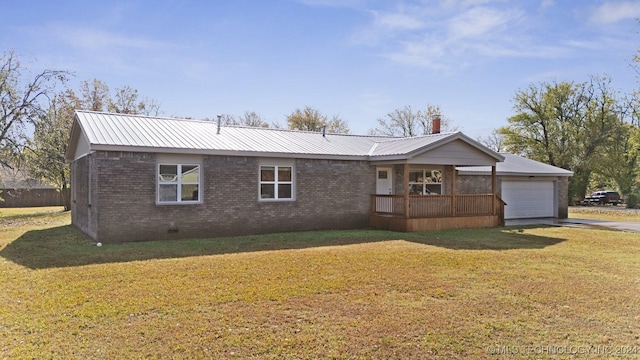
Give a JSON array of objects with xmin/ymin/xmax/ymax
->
[{"xmin": 583, "ymin": 190, "xmax": 623, "ymax": 205}]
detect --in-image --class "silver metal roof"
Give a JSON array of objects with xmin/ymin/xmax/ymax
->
[
  {"xmin": 457, "ymin": 153, "xmax": 573, "ymax": 176},
  {"xmin": 67, "ymin": 110, "xmax": 505, "ymax": 164}
]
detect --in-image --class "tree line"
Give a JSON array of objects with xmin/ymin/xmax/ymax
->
[
  {"xmin": 4, "ymin": 45, "xmax": 639, "ymax": 210},
  {"xmin": 487, "ymin": 75, "xmax": 640, "ymax": 207},
  {"xmin": 1, "ymin": 50, "xmax": 452, "ymax": 211}
]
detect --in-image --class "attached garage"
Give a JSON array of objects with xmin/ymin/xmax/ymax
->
[
  {"xmin": 501, "ymin": 180, "xmax": 555, "ymax": 219},
  {"xmin": 457, "ymin": 153, "xmax": 573, "ymax": 220}
]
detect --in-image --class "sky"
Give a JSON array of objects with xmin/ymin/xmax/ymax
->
[{"xmin": 3, "ymin": 0, "xmax": 640, "ymax": 138}]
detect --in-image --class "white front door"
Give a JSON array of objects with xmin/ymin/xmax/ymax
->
[
  {"xmin": 376, "ymin": 167, "xmax": 393, "ymax": 194},
  {"xmin": 375, "ymin": 167, "xmax": 393, "ymax": 213}
]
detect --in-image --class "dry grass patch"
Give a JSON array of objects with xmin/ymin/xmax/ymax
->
[
  {"xmin": 570, "ymin": 206, "xmax": 640, "ymax": 222},
  {"xmin": 1, "ymin": 209, "xmax": 639, "ymax": 359}
]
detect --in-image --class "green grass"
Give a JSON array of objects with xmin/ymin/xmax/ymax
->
[{"xmin": 1, "ymin": 208, "xmax": 639, "ymax": 359}]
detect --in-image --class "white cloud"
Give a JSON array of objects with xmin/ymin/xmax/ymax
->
[
  {"xmin": 364, "ymin": 3, "xmax": 534, "ymax": 68},
  {"xmin": 349, "ymin": 1, "xmax": 633, "ymax": 71},
  {"xmin": 295, "ymin": 0, "xmax": 365, "ymax": 8},
  {"xmin": 448, "ymin": 6, "xmax": 520, "ymax": 39},
  {"xmin": 540, "ymin": 0, "xmax": 555, "ymax": 10},
  {"xmin": 373, "ymin": 11, "xmax": 425, "ymax": 30},
  {"xmin": 50, "ymin": 25, "xmax": 168, "ymax": 52},
  {"xmin": 589, "ymin": 1, "xmax": 640, "ymax": 24}
]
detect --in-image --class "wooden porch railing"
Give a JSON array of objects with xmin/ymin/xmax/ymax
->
[{"xmin": 371, "ymin": 194, "xmax": 501, "ymax": 218}]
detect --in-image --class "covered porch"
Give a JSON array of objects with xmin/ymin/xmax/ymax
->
[
  {"xmin": 367, "ymin": 133, "xmax": 505, "ymax": 232},
  {"xmin": 370, "ymin": 193, "xmax": 505, "ymax": 232}
]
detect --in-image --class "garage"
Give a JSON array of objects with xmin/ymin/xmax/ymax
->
[
  {"xmin": 502, "ymin": 180, "xmax": 555, "ymax": 219},
  {"xmin": 456, "ymin": 153, "xmax": 573, "ymax": 220}
]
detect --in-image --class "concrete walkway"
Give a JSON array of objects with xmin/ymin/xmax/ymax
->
[{"xmin": 505, "ymin": 218, "xmax": 640, "ymax": 233}]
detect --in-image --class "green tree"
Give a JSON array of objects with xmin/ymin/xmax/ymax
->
[
  {"xmin": 497, "ymin": 76, "xmax": 625, "ymax": 200},
  {"xmin": 593, "ymin": 91, "xmax": 640, "ymax": 197},
  {"xmin": 286, "ymin": 106, "xmax": 349, "ymax": 134},
  {"xmin": 373, "ymin": 105, "xmax": 452, "ymax": 137},
  {"xmin": 25, "ymin": 89, "xmax": 80, "ymax": 210}
]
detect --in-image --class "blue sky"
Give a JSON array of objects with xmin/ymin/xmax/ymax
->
[{"xmin": 3, "ymin": 0, "xmax": 640, "ymax": 138}]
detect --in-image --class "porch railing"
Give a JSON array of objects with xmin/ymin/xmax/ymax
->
[{"xmin": 371, "ymin": 194, "xmax": 500, "ymax": 218}]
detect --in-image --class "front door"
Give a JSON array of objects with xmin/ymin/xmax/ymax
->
[
  {"xmin": 375, "ymin": 167, "xmax": 393, "ymax": 213},
  {"xmin": 376, "ymin": 167, "xmax": 393, "ymax": 195}
]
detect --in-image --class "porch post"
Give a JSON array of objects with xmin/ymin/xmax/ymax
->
[
  {"xmin": 491, "ymin": 165, "xmax": 497, "ymax": 215},
  {"xmin": 404, "ymin": 163, "xmax": 410, "ymax": 218},
  {"xmin": 451, "ymin": 165, "xmax": 456, "ymax": 216}
]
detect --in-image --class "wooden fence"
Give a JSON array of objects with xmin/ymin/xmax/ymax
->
[{"xmin": 0, "ymin": 188, "xmax": 65, "ymax": 208}]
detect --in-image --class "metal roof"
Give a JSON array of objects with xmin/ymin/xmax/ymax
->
[
  {"xmin": 369, "ymin": 131, "xmax": 503, "ymax": 161},
  {"xmin": 456, "ymin": 153, "xmax": 573, "ymax": 177},
  {"xmin": 66, "ymin": 110, "xmax": 505, "ymax": 164}
]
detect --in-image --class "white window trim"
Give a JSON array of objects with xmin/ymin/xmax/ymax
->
[
  {"xmin": 409, "ymin": 168, "xmax": 443, "ymax": 195},
  {"xmin": 259, "ymin": 164, "xmax": 295, "ymax": 202},
  {"xmin": 157, "ymin": 163, "xmax": 201, "ymax": 205}
]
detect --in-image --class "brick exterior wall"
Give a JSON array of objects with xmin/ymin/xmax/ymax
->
[
  {"xmin": 455, "ymin": 174, "xmax": 499, "ymax": 195},
  {"xmin": 72, "ymin": 151, "xmax": 375, "ymax": 242},
  {"xmin": 71, "ymin": 154, "xmax": 98, "ymax": 239},
  {"xmin": 557, "ymin": 176, "xmax": 569, "ymax": 218}
]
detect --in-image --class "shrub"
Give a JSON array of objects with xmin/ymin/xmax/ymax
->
[{"xmin": 625, "ymin": 190, "xmax": 640, "ymax": 209}]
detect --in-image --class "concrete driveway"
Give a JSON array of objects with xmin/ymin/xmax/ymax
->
[
  {"xmin": 505, "ymin": 218, "xmax": 640, "ymax": 233},
  {"xmin": 558, "ymin": 218, "xmax": 640, "ymax": 233}
]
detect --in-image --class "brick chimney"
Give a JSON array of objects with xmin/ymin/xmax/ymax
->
[{"xmin": 432, "ymin": 114, "xmax": 441, "ymax": 134}]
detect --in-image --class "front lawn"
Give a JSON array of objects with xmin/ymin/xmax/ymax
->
[{"xmin": 1, "ymin": 209, "xmax": 638, "ymax": 359}]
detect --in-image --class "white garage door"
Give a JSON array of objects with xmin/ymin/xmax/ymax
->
[{"xmin": 502, "ymin": 180, "xmax": 555, "ymax": 219}]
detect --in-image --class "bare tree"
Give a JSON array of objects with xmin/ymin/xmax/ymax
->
[
  {"xmin": 138, "ymin": 97, "xmax": 162, "ymax": 116},
  {"xmin": 0, "ymin": 50, "xmax": 68, "ymax": 168},
  {"xmin": 108, "ymin": 85, "xmax": 140, "ymax": 114},
  {"xmin": 373, "ymin": 104, "xmax": 453, "ymax": 136},
  {"xmin": 80, "ymin": 79, "xmax": 110, "ymax": 111},
  {"xmin": 25, "ymin": 89, "xmax": 80, "ymax": 210},
  {"xmin": 477, "ymin": 130, "xmax": 505, "ymax": 152},
  {"xmin": 79, "ymin": 81, "xmax": 161, "ymax": 116},
  {"xmin": 238, "ymin": 111, "xmax": 268, "ymax": 127}
]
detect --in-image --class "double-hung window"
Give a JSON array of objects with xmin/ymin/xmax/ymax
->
[
  {"xmin": 158, "ymin": 164, "xmax": 200, "ymax": 203},
  {"xmin": 260, "ymin": 165, "xmax": 293, "ymax": 200}
]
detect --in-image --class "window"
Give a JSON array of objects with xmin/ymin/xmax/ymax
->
[
  {"xmin": 260, "ymin": 165, "xmax": 293, "ymax": 200},
  {"xmin": 409, "ymin": 169, "xmax": 442, "ymax": 195},
  {"xmin": 158, "ymin": 164, "xmax": 200, "ymax": 203}
]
